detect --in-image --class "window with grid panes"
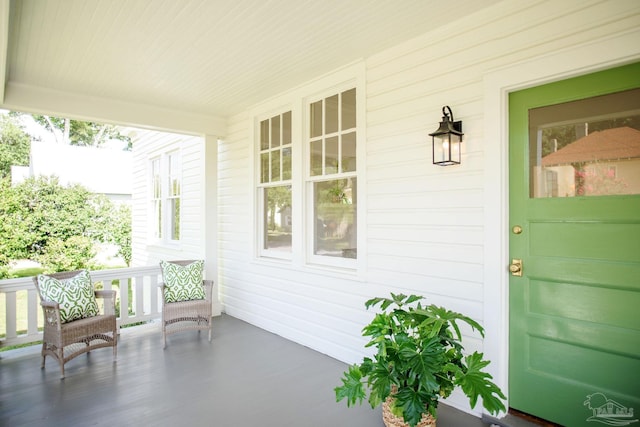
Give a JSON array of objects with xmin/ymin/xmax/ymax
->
[
  {"xmin": 308, "ymin": 88, "xmax": 357, "ymax": 260},
  {"xmin": 149, "ymin": 151, "xmax": 181, "ymax": 244},
  {"xmin": 151, "ymin": 157, "xmax": 162, "ymax": 239},
  {"xmin": 167, "ymin": 152, "xmax": 181, "ymax": 241},
  {"xmin": 258, "ymin": 111, "xmax": 292, "ymax": 254}
]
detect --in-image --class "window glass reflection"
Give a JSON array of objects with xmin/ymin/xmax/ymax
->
[{"xmin": 530, "ymin": 88, "xmax": 640, "ymax": 198}]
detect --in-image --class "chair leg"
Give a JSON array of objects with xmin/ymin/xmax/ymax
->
[
  {"xmin": 58, "ymin": 359, "xmax": 65, "ymax": 380},
  {"xmin": 41, "ymin": 342, "xmax": 46, "ymax": 368},
  {"xmin": 163, "ymin": 326, "xmax": 167, "ymax": 349},
  {"xmin": 57, "ymin": 348, "xmax": 65, "ymax": 379}
]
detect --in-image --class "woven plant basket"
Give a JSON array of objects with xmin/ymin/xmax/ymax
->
[{"xmin": 382, "ymin": 395, "xmax": 436, "ymax": 427}]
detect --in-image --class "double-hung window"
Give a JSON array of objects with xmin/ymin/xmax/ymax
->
[
  {"xmin": 255, "ymin": 70, "xmax": 361, "ymax": 270},
  {"xmin": 258, "ymin": 111, "xmax": 293, "ymax": 256},
  {"xmin": 151, "ymin": 158, "xmax": 163, "ymax": 240},
  {"xmin": 149, "ymin": 150, "xmax": 181, "ymax": 244},
  {"xmin": 167, "ymin": 152, "xmax": 181, "ymax": 241},
  {"xmin": 308, "ymin": 88, "xmax": 357, "ymax": 262}
]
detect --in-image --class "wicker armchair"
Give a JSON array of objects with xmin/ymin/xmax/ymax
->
[
  {"xmin": 160, "ymin": 260, "xmax": 213, "ymax": 348},
  {"xmin": 33, "ymin": 270, "xmax": 117, "ymax": 379}
]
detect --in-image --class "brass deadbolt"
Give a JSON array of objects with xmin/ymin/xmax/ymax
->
[{"xmin": 509, "ymin": 259, "xmax": 523, "ymax": 276}]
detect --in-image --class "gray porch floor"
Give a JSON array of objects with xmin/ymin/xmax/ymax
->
[{"xmin": 1, "ymin": 314, "xmax": 536, "ymax": 427}]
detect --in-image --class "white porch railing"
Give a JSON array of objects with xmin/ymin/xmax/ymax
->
[{"xmin": 0, "ymin": 265, "xmax": 164, "ymax": 348}]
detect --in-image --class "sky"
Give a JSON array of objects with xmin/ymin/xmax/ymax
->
[{"xmin": 1, "ymin": 109, "xmax": 129, "ymax": 150}]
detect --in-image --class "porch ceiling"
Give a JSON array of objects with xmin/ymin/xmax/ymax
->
[{"xmin": 1, "ymin": 0, "xmax": 501, "ymax": 123}]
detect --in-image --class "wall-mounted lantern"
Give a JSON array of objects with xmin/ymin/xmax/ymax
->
[{"xmin": 429, "ymin": 106, "xmax": 463, "ymax": 166}]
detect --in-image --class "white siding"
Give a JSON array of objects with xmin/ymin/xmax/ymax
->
[
  {"xmin": 218, "ymin": 0, "xmax": 640, "ymax": 415},
  {"xmin": 131, "ymin": 129, "xmax": 206, "ymax": 266}
]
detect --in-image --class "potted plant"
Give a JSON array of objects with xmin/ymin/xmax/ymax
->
[{"xmin": 335, "ymin": 293, "xmax": 506, "ymax": 427}]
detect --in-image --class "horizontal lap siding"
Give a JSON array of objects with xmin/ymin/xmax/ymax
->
[
  {"xmin": 217, "ymin": 0, "xmax": 640, "ymax": 413},
  {"xmin": 131, "ymin": 130, "xmax": 205, "ymax": 266}
]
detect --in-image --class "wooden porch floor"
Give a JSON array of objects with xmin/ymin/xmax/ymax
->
[{"xmin": 1, "ymin": 314, "xmax": 519, "ymax": 427}]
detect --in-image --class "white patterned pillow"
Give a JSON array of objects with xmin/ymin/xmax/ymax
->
[
  {"xmin": 37, "ymin": 270, "xmax": 99, "ymax": 323},
  {"xmin": 160, "ymin": 260, "xmax": 205, "ymax": 303}
]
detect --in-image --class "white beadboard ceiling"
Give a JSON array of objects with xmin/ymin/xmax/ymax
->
[{"xmin": 2, "ymin": 0, "xmax": 501, "ymax": 121}]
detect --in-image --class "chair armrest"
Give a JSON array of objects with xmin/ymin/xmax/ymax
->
[
  {"xmin": 95, "ymin": 290, "xmax": 116, "ymax": 300},
  {"xmin": 40, "ymin": 300, "xmax": 60, "ymax": 309},
  {"xmin": 40, "ymin": 300, "xmax": 62, "ymax": 327}
]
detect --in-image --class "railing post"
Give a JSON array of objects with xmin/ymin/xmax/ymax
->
[
  {"xmin": 27, "ymin": 288, "xmax": 39, "ymax": 335},
  {"xmin": 5, "ymin": 291, "xmax": 17, "ymax": 340}
]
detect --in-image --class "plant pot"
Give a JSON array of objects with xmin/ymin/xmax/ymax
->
[{"xmin": 382, "ymin": 395, "xmax": 436, "ymax": 427}]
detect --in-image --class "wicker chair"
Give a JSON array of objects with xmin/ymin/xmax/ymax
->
[
  {"xmin": 33, "ymin": 270, "xmax": 117, "ymax": 379},
  {"xmin": 159, "ymin": 260, "xmax": 213, "ymax": 348}
]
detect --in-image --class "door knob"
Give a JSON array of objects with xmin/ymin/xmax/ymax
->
[{"xmin": 509, "ymin": 259, "xmax": 523, "ymax": 276}]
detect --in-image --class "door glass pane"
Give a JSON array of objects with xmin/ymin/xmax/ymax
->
[{"xmin": 530, "ymin": 88, "xmax": 640, "ymax": 198}]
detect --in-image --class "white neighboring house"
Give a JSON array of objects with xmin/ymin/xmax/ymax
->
[
  {"xmin": 12, "ymin": 139, "xmax": 132, "ymax": 203},
  {"xmin": 128, "ymin": 128, "xmax": 222, "ymax": 315}
]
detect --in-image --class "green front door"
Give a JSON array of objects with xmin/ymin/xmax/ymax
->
[{"xmin": 509, "ymin": 62, "xmax": 640, "ymax": 426}]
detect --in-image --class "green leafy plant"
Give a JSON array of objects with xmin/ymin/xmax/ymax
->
[{"xmin": 335, "ymin": 293, "xmax": 506, "ymax": 427}]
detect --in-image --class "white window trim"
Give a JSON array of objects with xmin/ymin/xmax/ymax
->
[
  {"xmin": 250, "ymin": 61, "xmax": 366, "ymax": 276},
  {"xmin": 148, "ymin": 148, "xmax": 183, "ymax": 248},
  {"xmin": 255, "ymin": 109, "xmax": 295, "ymax": 260},
  {"xmin": 304, "ymin": 82, "xmax": 363, "ymax": 270}
]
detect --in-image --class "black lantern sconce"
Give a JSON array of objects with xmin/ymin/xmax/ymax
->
[{"xmin": 429, "ymin": 106, "xmax": 463, "ymax": 166}]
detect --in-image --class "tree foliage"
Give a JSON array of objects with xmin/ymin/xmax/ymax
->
[
  {"xmin": 31, "ymin": 114, "xmax": 131, "ymax": 149},
  {"xmin": 107, "ymin": 203, "xmax": 132, "ymax": 266},
  {"xmin": 0, "ymin": 176, "xmax": 131, "ymax": 277},
  {"xmin": 0, "ymin": 114, "xmax": 31, "ymax": 178}
]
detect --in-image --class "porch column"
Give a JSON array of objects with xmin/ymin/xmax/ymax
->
[{"xmin": 204, "ymin": 134, "xmax": 222, "ymax": 316}]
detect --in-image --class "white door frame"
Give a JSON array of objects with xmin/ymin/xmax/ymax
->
[{"xmin": 481, "ymin": 28, "xmax": 640, "ymax": 413}]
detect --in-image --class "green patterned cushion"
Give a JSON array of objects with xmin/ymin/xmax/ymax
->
[
  {"xmin": 161, "ymin": 260, "xmax": 205, "ymax": 303},
  {"xmin": 37, "ymin": 270, "xmax": 99, "ymax": 323}
]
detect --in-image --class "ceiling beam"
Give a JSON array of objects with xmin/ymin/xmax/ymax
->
[{"xmin": 2, "ymin": 82, "xmax": 227, "ymax": 138}]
